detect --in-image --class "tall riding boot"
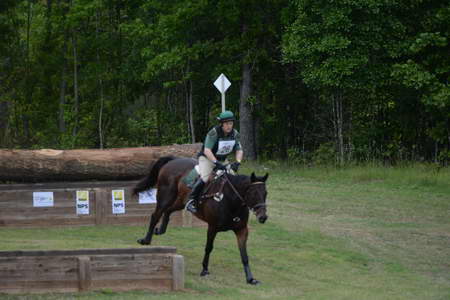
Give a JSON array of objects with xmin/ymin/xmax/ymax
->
[{"xmin": 186, "ymin": 178, "xmax": 205, "ymax": 213}]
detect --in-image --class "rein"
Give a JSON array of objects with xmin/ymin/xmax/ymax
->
[{"xmin": 223, "ymin": 175, "xmax": 266, "ymax": 212}]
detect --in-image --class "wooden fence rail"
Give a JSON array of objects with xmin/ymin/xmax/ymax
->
[
  {"xmin": 0, "ymin": 247, "xmax": 184, "ymax": 293},
  {"xmin": 0, "ymin": 181, "xmax": 204, "ymax": 228}
]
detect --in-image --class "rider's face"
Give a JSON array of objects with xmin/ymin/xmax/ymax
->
[{"xmin": 222, "ymin": 121, "xmax": 234, "ymax": 134}]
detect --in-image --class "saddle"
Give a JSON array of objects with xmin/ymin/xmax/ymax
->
[
  {"xmin": 181, "ymin": 166, "xmax": 228, "ymax": 203},
  {"xmin": 181, "ymin": 165, "xmax": 201, "ymax": 188}
]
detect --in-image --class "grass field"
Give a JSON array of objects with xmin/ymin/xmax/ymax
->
[{"xmin": 1, "ymin": 163, "xmax": 449, "ymax": 300}]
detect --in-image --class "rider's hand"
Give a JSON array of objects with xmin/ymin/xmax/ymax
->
[
  {"xmin": 214, "ymin": 160, "xmax": 226, "ymax": 170},
  {"xmin": 230, "ymin": 162, "xmax": 240, "ymax": 172}
]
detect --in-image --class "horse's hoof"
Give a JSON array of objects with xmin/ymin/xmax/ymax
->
[
  {"xmin": 154, "ymin": 228, "xmax": 160, "ymax": 235},
  {"xmin": 200, "ymin": 270, "xmax": 210, "ymax": 277},
  {"xmin": 247, "ymin": 278, "xmax": 260, "ymax": 285},
  {"xmin": 137, "ymin": 238, "xmax": 150, "ymax": 245}
]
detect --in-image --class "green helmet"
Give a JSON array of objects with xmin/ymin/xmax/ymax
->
[{"xmin": 217, "ymin": 110, "xmax": 235, "ymax": 122}]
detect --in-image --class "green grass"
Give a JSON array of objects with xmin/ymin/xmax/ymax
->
[{"xmin": 1, "ymin": 164, "xmax": 449, "ymax": 299}]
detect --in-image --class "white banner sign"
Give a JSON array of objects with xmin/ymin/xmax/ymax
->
[
  {"xmin": 112, "ymin": 189, "xmax": 125, "ymax": 214},
  {"xmin": 139, "ymin": 189, "xmax": 157, "ymax": 204},
  {"xmin": 33, "ymin": 192, "xmax": 54, "ymax": 207},
  {"xmin": 76, "ymin": 191, "xmax": 90, "ymax": 215}
]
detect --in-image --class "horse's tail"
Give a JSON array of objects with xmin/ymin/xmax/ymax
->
[{"xmin": 132, "ymin": 156, "xmax": 176, "ymax": 195}]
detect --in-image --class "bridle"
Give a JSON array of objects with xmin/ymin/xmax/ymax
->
[{"xmin": 223, "ymin": 175, "xmax": 267, "ymax": 212}]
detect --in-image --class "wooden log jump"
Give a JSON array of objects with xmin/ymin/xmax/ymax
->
[
  {"xmin": 0, "ymin": 247, "xmax": 184, "ymax": 293},
  {"xmin": 0, "ymin": 144, "xmax": 201, "ymax": 183},
  {"xmin": 0, "ymin": 181, "xmax": 205, "ymax": 228}
]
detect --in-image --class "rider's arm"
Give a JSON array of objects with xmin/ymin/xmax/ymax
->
[
  {"xmin": 234, "ymin": 131, "xmax": 243, "ymax": 163},
  {"xmin": 235, "ymin": 150, "xmax": 243, "ymax": 163},
  {"xmin": 204, "ymin": 148, "xmax": 219, "ymax": 163},
  {"xmin": 203, "ymin": 128, "xmax": 220, "ymax": 163}
]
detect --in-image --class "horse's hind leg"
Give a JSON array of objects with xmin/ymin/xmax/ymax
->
[
  {"xmin": 154, "ymin": 205, "xmax": 181, "ymax": 235},
  {"xmin": 137, "ymin": 206, "xmax": 164, "ymax": 245},
  {"xmin": 155, "ymin": 184, "xmax": 190, "ymax": 235},
  {"xmin": 155, "ymin": 188, "xmax": 189, "ymax": 235},
  {"xmin": 137, "ymin": 186, "xmax": 176, "ymax": 245}
]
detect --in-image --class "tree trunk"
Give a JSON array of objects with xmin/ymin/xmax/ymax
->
[
  {"xmin": 187, "ymin": 78, "xmax": 195, "ymax": 143},
  {"xmin": 58, "ymin": 33, "xmax": 68, "ymax": 133},
  {"xmin": 347, "ymin": 98, "xmax": 353, "ymax": 162},
  {"xmin": 96, "ymin": 10, "xmax": 104, "ymax": 149},
  {"xmin": 23, "ymin": 0, "xmax": 32, "ymax": 144},
  {"xmin": 434, "ymin": 141, "xmax": 438, "ymax": 163},
  {"xmin": 0, "ymin": 144, "xmax": 201, "ymax": 183},
  {"xmin": 98, "ymin": 77, "xmax": 105, "ymax": 149},
  {"xmin": 239, "ymin": 61, "xmax": 256, "ymax": 160},
  {"xmin": 332, "ymin": 92, "xmax": 344, "ymax": 166},
  {"xmin": 0, "ymin": 102, "xmax": 9, "ymax": 147},
  {"xmin": 72, "ymin": 32, "xmax": 79, "ymax": 139}
]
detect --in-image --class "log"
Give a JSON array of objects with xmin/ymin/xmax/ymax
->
[{"xmin": 0, "ymin": 144, "xmax": 201, "ymax": 183}]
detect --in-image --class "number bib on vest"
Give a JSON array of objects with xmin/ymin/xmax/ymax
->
[{"xmin": 216, "ymin": 140, "xmax": 236, "ymax": 156}]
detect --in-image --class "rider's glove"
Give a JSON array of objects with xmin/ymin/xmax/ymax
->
[
  {"xmin": 214, "ymin": 160, "xmax": 226, "ymax": 170},
  {"xmin": 230, "ymin": 162, "xmax": 240, "ymax": 172}
]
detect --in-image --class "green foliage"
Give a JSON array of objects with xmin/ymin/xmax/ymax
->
[
  {"xmin": 390, "ymin": 3, "xmax": 450, "ymax": 108},
  {"xmin": 281, "ymin": 0, "xmax": 450, "ymax": 164},
  {"xmin": 286, "ymin": 147, "xmax": 306, "ymax": 165},
  {"xmin": 313, "ymin": 142, "xmax": 337, "ymax": 166},
  {"xmin": 0, "ymin": 0, "xmax": 448, "ymax": 166},
  {"xmin": 282, "ymin": 0, "xmax": 394, "ymax": 90}
]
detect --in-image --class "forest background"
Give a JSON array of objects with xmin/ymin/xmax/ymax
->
[{"xmin": 0, "ymin": 0, "xmax": 449, "ymax": 166}]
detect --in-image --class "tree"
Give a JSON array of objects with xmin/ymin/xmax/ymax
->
[
  {"xmin": 391, "ymin": 1, "xmax": 450, "ymax": 163},
  {"xmin": 0, "ymin": 0, "xmax": 22, "ymax": 147},
  {"xmin": 282, "ymin": 0, "xmax": 411, "ymax": 165}
]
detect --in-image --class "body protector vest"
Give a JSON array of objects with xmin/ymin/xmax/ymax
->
[{"xmin": 198, "ymin": 125, "xmax": 238, "ymax": 161}]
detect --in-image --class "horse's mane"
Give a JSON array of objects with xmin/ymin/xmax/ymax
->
[{"xmin": 226, "ymin": 173, "xmax": 251, "ymax": 186}]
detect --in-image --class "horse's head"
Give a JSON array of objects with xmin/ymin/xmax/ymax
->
[{"xmin": 245, "ymin": 172, "xmax": 269, "ymax": 224}]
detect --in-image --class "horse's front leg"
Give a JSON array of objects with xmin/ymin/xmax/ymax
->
[
  {"xmin": 201, "ymin": 226, "xmax": 217, "ymax": 276},
  {"xmin": 234, "ymin": 226, "xmax": 259, "ymax": 285}
]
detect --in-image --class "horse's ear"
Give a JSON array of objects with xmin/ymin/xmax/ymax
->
[
  {"xmin": 262, "ymin": 173, "xmax": 269, "ymax": 182},
  {"xmin": 251, "ymin": 172, "xmax": 256, "ymax": 182}
]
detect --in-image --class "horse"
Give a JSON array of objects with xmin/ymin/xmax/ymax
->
[{"xmin": 132, "ymin": 156, "xmax": 269, "ymax": 285}]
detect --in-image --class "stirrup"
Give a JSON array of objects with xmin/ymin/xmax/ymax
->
[{"xmin": 185, "ymin": 199, "xmax": 197, "ymax": 213}]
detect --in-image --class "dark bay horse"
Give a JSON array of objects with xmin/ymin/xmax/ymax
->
[{"xmin": 133, "ymin": 156, "xmax": 269, "ymax": 284}]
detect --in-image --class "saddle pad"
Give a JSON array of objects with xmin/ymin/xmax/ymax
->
[{"xmin": 181, "ymin": 165, "xmax": 200, "ymax": 188}]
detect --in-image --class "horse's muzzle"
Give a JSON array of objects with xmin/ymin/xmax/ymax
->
[{"xmin": 258, "ymin": 215, "xmax": 268, "ymax": 224}]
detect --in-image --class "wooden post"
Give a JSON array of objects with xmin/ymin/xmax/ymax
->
[
  {"xmin": 172, "ymin": 255, "xmax": 184, "ymax": 290},
  {"xmin": 78, "ymin": 256, "xmax": 91, "ymax": 291},
  {"xmin": 182, "ymin": 209, "xmax": 193, "ymax": 227},
  {"xmin": 94, "ymin": 188, "xmax": 106, "ymax": 225}
]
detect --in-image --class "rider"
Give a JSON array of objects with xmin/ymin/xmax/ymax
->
[{"xmin": 186, "ymin": 110, "xmax": 243, "ymax": 213}]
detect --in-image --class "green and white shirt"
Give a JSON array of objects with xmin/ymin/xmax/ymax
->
[{"xmin": 201, "ymin": 126, "xmax": 242, "ymax": 161}]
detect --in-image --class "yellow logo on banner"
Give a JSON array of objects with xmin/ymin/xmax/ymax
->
[
  {"xmin": 77, "ymin": 191, "xmax": 88, "ymax": 201},
  {"xmin": 113, "ymin": 191, "xmax": 123, "ymax": 201}
]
